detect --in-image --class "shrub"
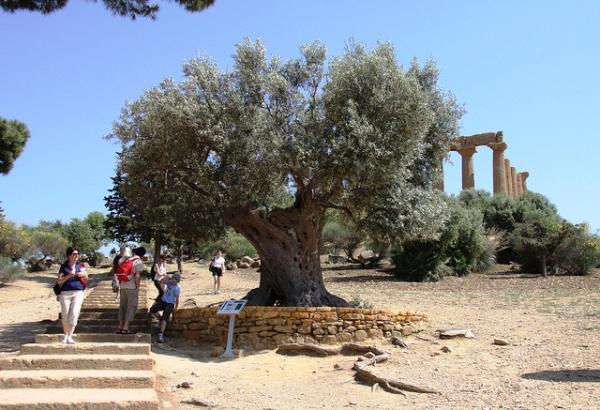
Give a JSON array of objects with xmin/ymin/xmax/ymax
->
[
  {"xmin": 348, "ymin": 295, "xmax": 374, "ymax": 309},
  {"xmin": 391, "ymin": 239, "xmax": 447, "ymax": 282},
  {"xmin": 509, "ymin": 209, "xmax": 563, "ymax": 275},
  {"xmin": 554, "ymin": 223, "xmax": 600, "ymax": 276},
  {"xmin": 392, "ymin": 197, "xmax": 487, "ymax": 281},
  {"xmin": 0, "ymin": 256, "xmax": 23, "ymax": 284},
  {"xmin": 443, "ymin": 201, "xmax": 487, "ymax": 276}
]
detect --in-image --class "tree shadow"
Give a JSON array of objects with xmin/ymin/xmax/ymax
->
[
  {"xmin": 150, "ymin": 339, "xmax": 269, "ymax": 362},
  {"xmin": 522, "ymin": 369, "xmax": 600, "ymax": 382},
  {"xmin": 322, "ymin": 264, "xmax": 363, "ymax": 271},
  {"xmin": 327, "ymin": 274, "xmax": 399, "ymax": 284},
  {"xmin": 486, "ymin": 274, "xmax": 540, "ymax": 280},
  {"xmin": 0, "ymin": 320, "xmax": 54, "ymax": 352}
]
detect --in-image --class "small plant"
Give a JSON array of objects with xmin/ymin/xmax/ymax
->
[
  {"xmin": 0, "ymin": 256, "xmax": 23, "ymax": 284},
  {"xmin": 349, "ymin": 295, "xmax": 374, "ymax": 309}
]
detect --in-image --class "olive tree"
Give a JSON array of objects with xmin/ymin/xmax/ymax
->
[{"xmin": 110, "ymin": 40, "xmax": 462, "ymax": 306}]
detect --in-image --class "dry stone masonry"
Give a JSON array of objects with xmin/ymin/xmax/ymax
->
[{"xmin": 167, "ymin": 306, "xmax": 426, "ymax": 350}]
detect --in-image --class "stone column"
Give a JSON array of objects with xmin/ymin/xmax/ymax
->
[
  {"xmin": 515, "ymin": 173, "xmax": 523, "ymax": 197},
  {"xmin": 520, "ymin": 171, "xmax": 529, "ymax": 193},
  {"xmin": 458, "ymin": 147, "xmax": 477, "ymax": 190},
  {"xmin": 504, "ymin": 159, "xmax": 513, "ymax": 198},
  {"xmin": 488, "ymin": 142, "xmax": 507, "ymax": 195},
  {"xmin": 511, "ymin": 167, "xmax": 518, "ymax": 199}
]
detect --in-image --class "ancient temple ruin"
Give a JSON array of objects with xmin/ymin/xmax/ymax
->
[{"xmin": 437, "ymin": 131, "xmax": 528, "ymax": 198}]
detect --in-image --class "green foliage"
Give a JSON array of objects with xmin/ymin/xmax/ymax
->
[
  {"xmin": 0, "ymin": 218, "xmax": 30, "ymax": 261},
  {"xmin": 322, "ymin": 220, "xmax": 362, "ymax": 258},
  {"xmin": 0, "ymin": 256, "xmax": 23, "ymax": 284},
  {"xmin": 392, "ymin": 196, "xmax": 487, "ymax": 281},
  {"xmin": 29, "ymin": 230, "xmax": 68, "ymax": 270},
  {"xmin": 348, "ymin": 295, "xmax": 374, "ymax": 309},
  {"xmin": 391, "ymin": 239, "xmax": 447, "ymax": 282},
  {"xmin": 195, "ymin": 230, "xmax": 256, "ymax": 262},
  {"xmin": 0, "ymin": 117, "xmax": 30, "ymax": 175},
  {"xmin": 509, "ymin": 209, "xmax": 563, "ymax": 275},
  {"xmin": 553, "ymin": 223, "xmax": 600, "ymax": 276},
  {"xmin": 110, "ymin": 39, "xmax": 460, "ymax": 251},
  {"xmin": 0, "ymin": 0, "xmax": 215, "ymax": 19}
]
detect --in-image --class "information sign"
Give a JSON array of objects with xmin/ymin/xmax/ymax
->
[{"xmin": 217, "ymin": 299, "xmax": 247, "ymax": 315}]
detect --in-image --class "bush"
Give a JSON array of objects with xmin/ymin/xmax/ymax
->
[
  {"xmin": 0, "ymin": 256, "xmax": 23, "ymax": 284},
  {"xmin": 554, "ymin": 224, "xmax": 600, "ymax": 276},
  {"xmin": 509, "ymin": 209, "xmax": 563, "ymax": 275},
  {"xmin": 348, "ymin": 295, "xmax": 374, "ymax": 309},
  {"xmin": 391, "ymin": 239, "xmax": 447, "ymax": 282},
  {"xmin": 391, "ymin": 197, "xmax": 487, "ymax": 281}
]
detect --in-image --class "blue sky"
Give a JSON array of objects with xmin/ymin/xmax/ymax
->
[{"xmin": 1, "ymin": 0, "xmax": 599, "ymax": 233}]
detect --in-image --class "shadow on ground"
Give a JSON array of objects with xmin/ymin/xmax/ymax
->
[
  {"xmin": 522, "ymin": 369, "xmax": 600, "ymax": 382},
  {"xmin": 0, "ymin": 320, "xmax": 53, "ymax": 352}
]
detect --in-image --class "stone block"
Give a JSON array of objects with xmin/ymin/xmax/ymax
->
[
  {"xmin": 322, "ymin": 335, "xmax": 338, "ymax": 345},
  {"xmin": 326, "ymin": 325, "xmax": 338, "ymax": 335},
  {"xmin": 337, "ymin": 332, "xmax": 353, "ymax": 342},
  {"xmin": 273, "ymin": 326, "xmax": 294, "ymax": 334},
  {"xmin": 368, "ymin": 328, "xmax": 384, "ymax": 338},
  {"xmin": 268, "ymin": 318, "xmax": 287, "ymax": 326},
  {"xmin": 313, "ymin": 328, "xmax": 325, "ymax": 335},
  {"xmin": 354, "ymin": 330, "xmax": 368, "ymax": 342}
]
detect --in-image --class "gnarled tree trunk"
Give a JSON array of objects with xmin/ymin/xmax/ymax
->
[{"xmin": 225, "ymin": 201, "xmax": 348, "ymax": 307}]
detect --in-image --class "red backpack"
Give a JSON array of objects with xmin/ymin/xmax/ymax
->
[{"xmin": 116, "ymin": 256, "xmax": 138, "ymax": 283}]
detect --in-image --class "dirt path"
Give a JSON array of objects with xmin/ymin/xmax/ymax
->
[{"xmin": 2, "ymin": 264, "xmax": 599, "ymax": 409}]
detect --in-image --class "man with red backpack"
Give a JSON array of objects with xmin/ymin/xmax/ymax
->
[{"xmin": 115, "ymin": 247, "xmax": 146, "ymax": 334}]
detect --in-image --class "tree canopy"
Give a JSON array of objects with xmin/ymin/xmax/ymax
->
[
  {"xmin": 0, "ymin": 118, "xmax": 30, "ymax": 175},
  {"xmin": 0, "ymin": 0, "xmax": 214, "ymax": 19},
  {"xmin": 110, "ymin": 40, "xmax": 463, "ymax": 306}
]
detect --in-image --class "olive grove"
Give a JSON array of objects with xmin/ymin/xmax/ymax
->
[{"xmin": 110, "ymin": 40, "xmax": 463, "ymax": 306}]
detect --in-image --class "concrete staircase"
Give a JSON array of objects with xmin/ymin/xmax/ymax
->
[{"xmin": 0, "ymin": 276, "xmax": 160, "ymax": 409}]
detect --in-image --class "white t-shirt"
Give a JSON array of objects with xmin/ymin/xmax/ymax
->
[
  {"xmin": 120, "ymin": 257, "xmax": 144, "ymax": 290},
  {"xmin": 211, "ymin": 256, "xmax": 225, "ymax": 268},
  {"xmin": 153, "ymin": 262, "xmax": 167, "ymax": 282}
]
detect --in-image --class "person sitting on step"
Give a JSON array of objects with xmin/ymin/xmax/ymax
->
[{"xmin": 150, "ymin": 272, "xmax": 181, "ymax": 343}]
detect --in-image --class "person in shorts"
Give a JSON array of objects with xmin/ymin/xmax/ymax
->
[
  {"xmin": 150, "ymin": 273, "xmax": 181, "ymax": 343},
  {"xmin": 209, "ymin": 249, "xmax": 225, "ymax": 294}
]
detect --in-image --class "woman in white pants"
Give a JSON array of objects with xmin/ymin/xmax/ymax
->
[{"xmin": 56, "ymin": 247, "xmax": 87, "ymax": 344}]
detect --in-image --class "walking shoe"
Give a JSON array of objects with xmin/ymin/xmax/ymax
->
[
  {"xmin": 157, "ymin": 333, "xmax": 165, "ymax": 343},
  {"xmin": 62, "ymin": 336, "xmax": 69, "ymax": 344},
  {"xmin": 66, "ymin": 336, "xmax": 76, "ymax": 344}
]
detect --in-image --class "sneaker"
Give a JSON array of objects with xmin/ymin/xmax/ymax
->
[
  {"xmin": 157, "ymin": 334, "xmax": 165, "ymax": 343},
  {"xmin": 66, "ymin": 336, "xmax": 76, "ymax": 344},
  {"xmin": 62, "ymin": 336, "xmax": 69, "ymax": 344}
]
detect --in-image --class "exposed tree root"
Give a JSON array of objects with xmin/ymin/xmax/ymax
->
[{"xmin": 276, "ymin": 343, "xmax": 440, "ymax": 395}]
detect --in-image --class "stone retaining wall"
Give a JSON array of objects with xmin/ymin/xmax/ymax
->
[{"xmin": 167, "ymin": 306, "xmax": 426, "ymax": 349}]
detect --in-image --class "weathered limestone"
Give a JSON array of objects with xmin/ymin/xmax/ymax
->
[
  {"xmin": 511, "ymin": 167, "xmax": 518, "ymax": 199},
  {"xmin": 488, "ymin": 141, "xmax": 507, "ymax": 195},
  {"xmin": 515, "ymin": 173, "xmax": 523, "ymax": 197},
  {"xmin": 0, "ymin": 276, "xmax": 160, "ymax": 410},
  {"xmin": 520, "ymin": 171, "xmax": 529, "ymax": 192},
  {"xmin": 457, "ymin": 147, "xmax": 477, "ymax": 190},
  {"xmin": 504, "ymin": 159, "xmax": 513, "ymax": 198},
  {"xmin": 169, "ymin": 306, "xmax": 427, "ymax": 350}
]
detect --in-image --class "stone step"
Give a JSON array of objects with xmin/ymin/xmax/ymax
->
[
  {"xmin": 0, "ymin": 354, "xmax": 153, "ymax": 371},
  {"xmin": 20, "ymin": 343, "xmax": 150, "ymax": 355},
  {"xmin": 79, "ymin": 308, "xmax": 148, "ymax": 313},
  {"xmin": 46, "ymin": 325, "xmax": 149, "ymax": 334},
  {"xmin": 0, "ymin": 388, "xmax": 159, "ymax": 409},
  {"xmin": 50, "ymin": 319, "xmax": 149, "ymax": 327},
  {"xmin": 0, "ymin": 369, "xmax": 155, "ymax": 389},
  {"xmin": 61, "ymin": 311, "xmax": 149, "ymax": 320},
  {"xmin": 36, "ymin": 333, "xmax": 151, "ymax": 344}
]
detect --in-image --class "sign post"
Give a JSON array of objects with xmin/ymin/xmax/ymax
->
[{"xmin": 216, "ymin": 299, "xmax": 247, "ymax": 359}]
